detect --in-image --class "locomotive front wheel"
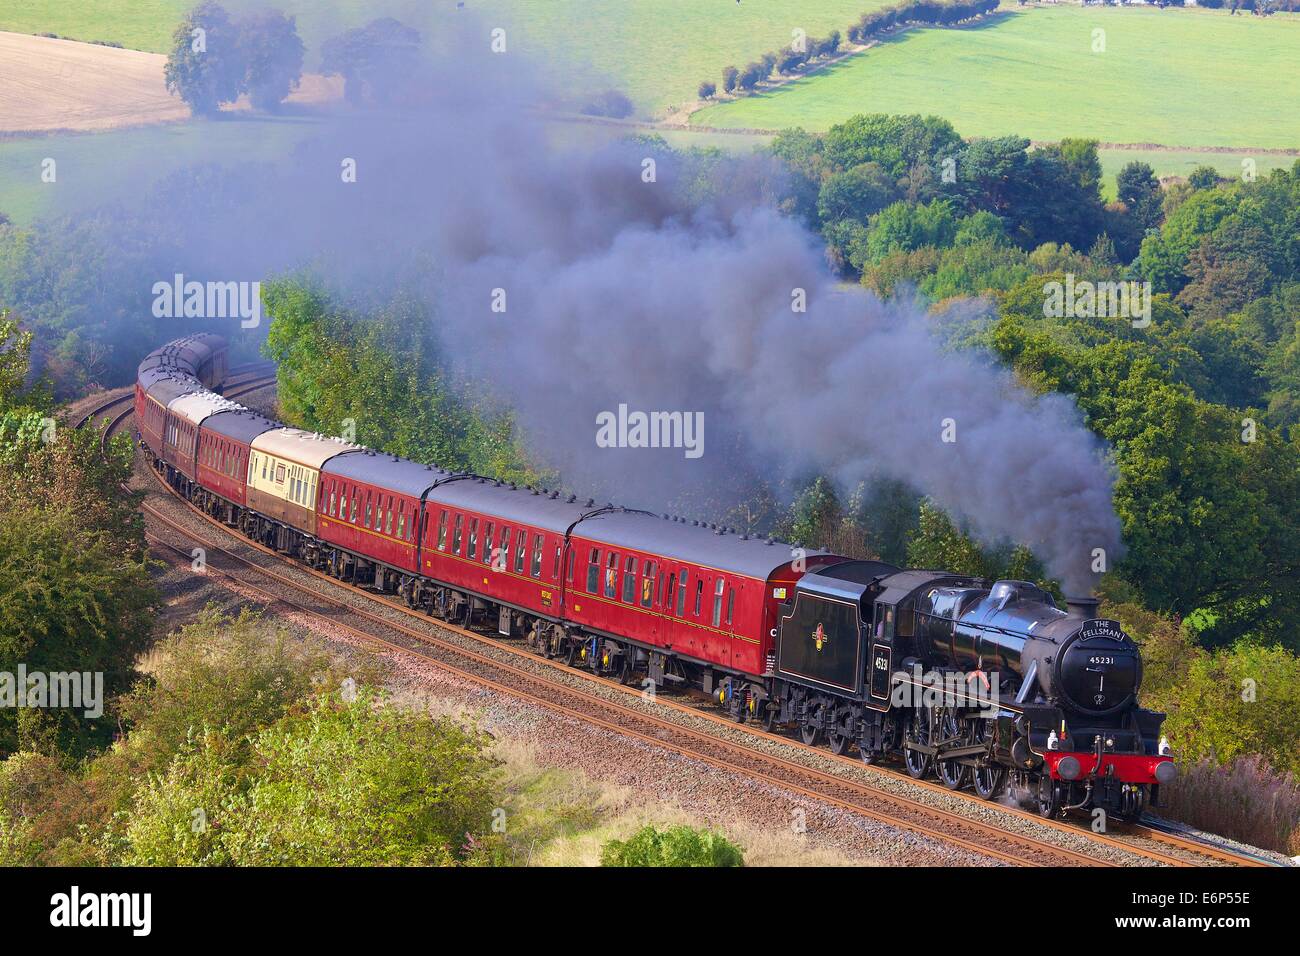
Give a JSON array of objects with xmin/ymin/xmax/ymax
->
[{"xmin": 1036, "ymin": 775, "xmax": 1060, "ymax": 818}]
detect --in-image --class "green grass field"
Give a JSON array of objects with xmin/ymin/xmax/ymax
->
[
  {"xmin": 692, "ymin": 7, "xmax": 1300, "ymax": 149},
  {"xmin": 0, "ymin": 0, "xmax": 388, "ymax": 57},
  {"xmin": 0, "ymin": 115, "xmax": 320, "ymax": 224},
  {"xmin": 0, "ymin": 1, "xmax": 891, "ymax": 111},
  {"xmin": 2, "ymin": 2, "xmax": 1297, "ymax": 221}
]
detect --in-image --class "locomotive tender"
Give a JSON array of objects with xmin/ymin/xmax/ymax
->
[{"xmin": 135, "ymin": 337, "xmax": 1175, "ymax": 821}]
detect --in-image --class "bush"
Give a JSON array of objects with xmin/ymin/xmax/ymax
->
[
  {"xmin": 582, "ymin": 90, "xmax": 634, "ymax": 119},
  {"xmin": 123, "ymin": 691, "xmax": 503, "ymax": 866},
  {"xmin": 697, "ymin": 81, "xmax": 716, "ymax": 100},
  {"xmin": 1158, "ymin": 642, "xmax": 1300, "ymax": 779},
  {"xmin": 600, "ymin": 824, "xmax": 744, "ymax": 867}
]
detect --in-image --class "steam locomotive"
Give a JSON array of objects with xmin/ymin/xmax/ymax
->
[
  {"xmin": 135, "ymin": 336, "xmax": 1175, "ymax": 822},
  {"xmin": 766, "ymin": 562, "xmax": 1176, "ymax": 820}
]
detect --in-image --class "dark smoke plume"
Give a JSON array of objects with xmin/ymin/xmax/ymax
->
[{"xmin": 44, "ymin": 8, "xmax": 1123, "ymax": 591}]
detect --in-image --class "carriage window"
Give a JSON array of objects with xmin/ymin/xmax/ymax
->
[
  {"xmin": 385, "ymin": 499, "xmax": 394, "ymax": 535},
  {"xmin": 566, "ymin": 548, "xmax": 576, "ymax": 582},
  {"xmin": 531, "ymin": 534, "xmax": 544, "ymax": 578},
  {"xmin": 553, "ymin": 544, "xmax": 561, "ymax": 579},
  {"xmin": 514, "ymin": 530, "xmax": 527, "ymax": 574},
  {"xmin": 329, "ymin": 492, "xmax": 337, "ymax": 516},
  {"xmin": 437, "ymin": 511, "xmax": 448, "ymax": 550},
  {"xmin": 605, "ymin": 552, "xmax": 619, "ymax": 598},
  {"xmin": 726, "ymin": 587, "xmax": 735, "ymax": 625},
  {"xmin": 276, "ymin": 464, "xmax": 285, "ymax": 484},
  {"xmin": 712, "ymin": 578, "xmax": 725, "ymax": 627},
  {"xmin": 496, "ymin": 526, "xmax": 510, "ymax": 570},
  {"xmin": 587, "ymin": 548, "xmax": 601, "ymax": 593},
  {"xmin": 467, "ymin": 519, "xmax": 478, "ymax": 559},
  {"xmin": 676, "ymin": 571, "xmax": 688, "ymax": 616},
  {"xmin": 641, "ymin": 561, "xmax": 656, "ymax": 608},
  {"xmin": 349, "ymin": 491, "xmax": 358, "ymax": 522},
  {"xmin": 694, "ymin": 578, "xmax": 704, "ymax": 617},
  {"xmin": 622, "ymin": 557, "xmax": 637, "ymax": 603},
  {"xmin": 398, "ymin": 511, "xmax": 406, "ymax": 540},
  {"xmin": 453, "ymin": 514, "xmax": 464, "ymax": 553},
  {"xmin": 665, "ymin": 570, "xmax": 676, "ymax": 612},
  {"xmin": 366, "ymin": 499, "xmax": 373, "ymax": 528},
  {"xmin": 482, "ymin": 523, "xmax": 494, "ymax": 563}
]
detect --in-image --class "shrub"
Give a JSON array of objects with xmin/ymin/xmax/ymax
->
[
  {"xmin": 697, "ymin": 81, "xmax": 716, "ymax": 100},
  {"xmin": 1158, "ymin": 755, "xmax": 1300, "ymax": 855},
  {"xmin": 124, "ymin": 691, "xmax": 503, "ymax": 866},
  {"xmin": 600, "ymin": 824, "xmax": 744, "ymax": 867},
  {"xmin": 582, "ymin": 89, "xmax": 634, "ymax": 119}
]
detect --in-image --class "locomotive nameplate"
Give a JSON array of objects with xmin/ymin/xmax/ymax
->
[{"xmin": 1077, "ymin": 619, "xmax": 1126, "ymax": 641}]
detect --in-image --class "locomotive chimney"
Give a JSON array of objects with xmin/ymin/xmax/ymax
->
[{"xmin": 1065, "ymin": 595, "xmax": 1100, "ymax": 619}]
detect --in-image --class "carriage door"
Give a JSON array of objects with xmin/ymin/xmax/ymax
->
[{"xmin": 868, "ymin": 602, "xmax": 894, "ymax": 703}]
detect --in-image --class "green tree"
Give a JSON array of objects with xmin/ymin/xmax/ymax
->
[
  {"xmin": 164, "ymin": 2, "xmax": 245, "ymax": 115},
  {"xmin": 238, "ymin": 10, "xmax": 304, "ymax": 111},
  {"xmin": 816, "ymin": 162, "xmax": 898, "ymax": 225},
  {"xmin": 262, "ymin": 276, "xmax": 548, "ymax": 486},
  {"xmin": 320, "ymin": 17, "xmax": 421, "ymax": 105}
]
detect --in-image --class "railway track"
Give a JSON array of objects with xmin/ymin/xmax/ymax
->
[{"xmin": 92, "ymin": 375, "xmax": 1270, "ymax": 868}]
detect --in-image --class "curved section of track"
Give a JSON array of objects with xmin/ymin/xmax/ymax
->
[{"xmin": 91, "ymin": 374, "xmax": 1271, "ymax": 868}]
